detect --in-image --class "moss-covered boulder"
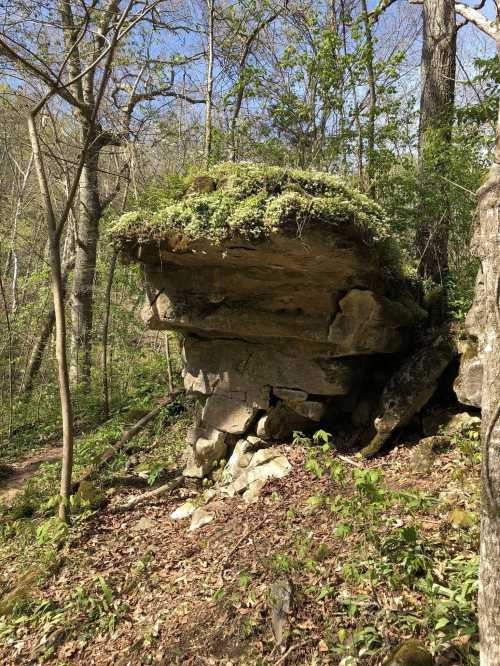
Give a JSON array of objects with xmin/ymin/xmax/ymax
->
[
  {"xmin": 112, "ymin": 163, "xmax": 446, "ymax": 475},
  {"xmin": 384, "ymin": 640, "xmax": 433, "ymax": 666}
]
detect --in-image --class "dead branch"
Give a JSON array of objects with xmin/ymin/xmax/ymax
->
[
  {"xmin": 336, "ymin": 454, "xmax": 363, "ymax": 468},
  {"xmin": 71, "ymin": 388, "xmax": 183, "ymax": 491},
  {"xmin": 110, "ymin": 475, "xmax": 184, "ymax": 513}
]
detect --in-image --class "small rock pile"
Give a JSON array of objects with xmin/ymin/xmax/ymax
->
[{"xmin": 171, "ymin": 439, "xmax": 291, "ymax": 530}]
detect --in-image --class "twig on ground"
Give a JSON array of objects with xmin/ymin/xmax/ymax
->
[
  {"xmin": 273, "ymin": 640, "xmax": 310, "ymax": 665},
  {"xmin": 110, "ymin": 475, "xmax": 184, "ymax": 513},
  {"xmin": 71, "ymin": 389, "xmax": 183, "ymax": 492},
  {"xmin": 337, "ymin": 454, "xmax": 363, "ymax": 468}
]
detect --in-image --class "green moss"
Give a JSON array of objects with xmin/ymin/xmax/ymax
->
[{"xmin": 111, "ymin": 162, "xmax": 401, "ymax": 269}]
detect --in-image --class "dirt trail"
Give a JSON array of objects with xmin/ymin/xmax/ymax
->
[{"xmin": 0, "ymin": 446, "xmax": 61, "ymax": 503}]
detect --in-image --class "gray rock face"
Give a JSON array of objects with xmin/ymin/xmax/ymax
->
[
  {"xmin": 453, "ymin": 269, "xmax": 485, "ymax": 410},
  {"xmin": 184, "ymin": 427, "xmax": 228, "ymax": 477},
  {"xmin": 201, "ymin": 394, "xmax": 257, "ymax": 434},
  {"xmin": 126, "ymin": 218, "xmax": 429, "ymax": 474},
  {"xmin": 422, "ymin": 410, "xmax": 481, "ymax": 437},
  {"xmin": 255, "ymin": 404, "xmax": 314, "ymax": 441},
  {"xmin": 189, "ymin": 508, "xmax": 215, "ymax": 531},
  {"xmin": 224, "ymin": 438, "xmax": 256, "ymax": 481},
  {"xmin": 361, "ymin": 335, "xmax": 456, "ymax": 457},
  {"xmin": 182, "ymin": 337, "xmax": 361, "ymax": 398},
  {"xmin": 328, "ymin": 289, "xmax": 423, "ymax": 355},
  {"xmin": 289, "ymin": 400, "xmax": 326, "ymax": 422},
  {"xmin": 272, "ymin": 387, "xmax": 308, "ymax": 402}
]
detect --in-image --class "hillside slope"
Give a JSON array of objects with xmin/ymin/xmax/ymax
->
[{"xmin": 0, "ymin": 412, "xmax": 480, "ymax": 665}]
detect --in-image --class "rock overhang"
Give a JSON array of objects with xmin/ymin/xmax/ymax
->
[{"xmin": 113, "ymin": 163, "xmax": 435, "ymax": 476}]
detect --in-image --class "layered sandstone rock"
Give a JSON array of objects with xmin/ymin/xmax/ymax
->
[{"xmin": 114, "ymin": 163, "xmax": 441, "ymax": 475}]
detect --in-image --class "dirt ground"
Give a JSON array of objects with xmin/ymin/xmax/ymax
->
[
  {"xmin": 0, "ymin": 434, "xmax": 480, "ymax": 666},
  {"xmin": 0, "ymin": 447, "xmax": 62, "ymax": 504}
]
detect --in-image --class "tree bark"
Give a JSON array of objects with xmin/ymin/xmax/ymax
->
[
  {"xmin": 204, "ymin": 0, "xmax": 215, "ymax": 168},
  {"xmin": 111, "ymin": 475, "xmax": 183, "ymax": 513},
  {"xmin": 69, "ymin": 136, "xmax": 102, "ymax": 386},
  {"xmin": 340, "ymin": 0, "xmax": 365, "ymax": 187},
  {"xmin": 476, "ymin": 102, "xmax": 500, "ymax": 666},
  {"xmin": 22, "ymin": 256, "xmax": 75, "ymax": 394},
  {"xmin": 0, "ymin": 273, "xmax": 13, "ymax": 438},
  {"xmin": 229, "ymin": 10, "xmax": 281, "ymax": 162},
  {"xmin": 360, "ymin": 0, "xmax": 377, "ymax": 197},
  {"xmin": 4, "ymin": 151, "xmax": 34, "ymax": 313},
  {"xmin": 164, "ymin": 331, "xmax": 173, "ymax": 392},
  {"xmin": 101, "ymin": 249, "xmax": 117, "ymax": 419},
  {"xmin": 27, "ymin": 114, "xmax": 74, "ymax": 523},
  {"xmin": 416, "ymin": 0, "xmax": 456, "ymax": 284}
]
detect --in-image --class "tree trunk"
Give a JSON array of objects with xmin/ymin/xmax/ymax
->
[
  {"xmin": 229, "ymin": 10, "xmax": 281, "ymax": 162},
  {"xmin": 360, "ymin": 0, "xmax": 376, "ymax": 197},
  {"xmin": 22, "ymin": 256, "xmax": 75, "ymax": 394},
  {"xmin": 5, "ymin": 152, "xmax": 34, "ymax": 313},
  {"xmin": 416, "ymin": 0, "xmax": 456, "ymax": 284},
  {"xmin": 69, "ymin": 137, "xmax": 101, "ymax": 386},
  {"xmin": 340, "ymin": 0, "xmax": 364, "ymax": 187},
  {"xmin": 101, "ymin": 250, "xmax": 117, "ymax": 419},
  {"xmin": 0, "ymin": 274, "xmax": 13, "ymax": 438},
  {"xmin": 204, "ymin": 0, "xmax": 215, "ymax": 168},
  {"xmin": 27, "ymin": 114, "xmax": 74, "ymax": 523},
  {"xmin": 164, "ymin": 332, "xmax": 173, "ymax": 392},
  {"xmin": 476, "ymin": 100, "xmax": 500, "ymax": 666}
]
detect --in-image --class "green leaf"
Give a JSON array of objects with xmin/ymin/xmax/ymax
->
[{"xmin": 435, "ymin": 617, "xmax": 449, "ymax": 630}]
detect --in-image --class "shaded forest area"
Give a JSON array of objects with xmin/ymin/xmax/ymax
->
[{"xmin": 0, "ymin": 0, "xmax": 499, "ymax": 664}]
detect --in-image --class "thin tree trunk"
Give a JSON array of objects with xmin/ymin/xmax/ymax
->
[
  {"xmin": 112, "ymin": 476, "xmax": 183, "ymax": 513},
  {"xmin": 229, "ymin": 81, "xmax": 246, "ymax": 162},
  {"xmin": 204, "ymin": 0, "xmax": 215, "ymax": 167},
  {"xmin": 416, "ymin": 2, "xmax": 500, "ymax": 657},
  {"xmin": 229, "ymin": 10, "xmax": 281, "ymax": 162},
  {"xmin": 360, "ymin": 0, "xmax": 376, "ymax": 197},
  {"xmin": 340, "ymin": 0, "xmax": 365, "ymax": 186},
  {"xmin": 5, "ymin": 152, "xmax": 34, "ymax": 313},
  {"xmin": 101, "ymin": 250, "xmax": 117, "ymax": 419},
  {"xmin": 416, "ymin": 0, "xmax": 456, "ymax": 284},
  {"xmin": 0, "ymin": 274, "xmax": 13, "ymax": 439},
  {"xmin": 27, "ymin": 114, "xmax": 74, "ymax": 523},
  {"xmin": 22, "ymin": 256, "xmax": 75, "ymax": 394}
]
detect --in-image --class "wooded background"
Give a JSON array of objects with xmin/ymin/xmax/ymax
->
[{"xmin": 1, "ymin": 0, "xmax": 500, "ymax": 662}]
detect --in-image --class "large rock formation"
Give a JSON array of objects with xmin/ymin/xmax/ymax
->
[{"xmin": 114, "ymin": 163, "xmax": 439, "ymax": 475}]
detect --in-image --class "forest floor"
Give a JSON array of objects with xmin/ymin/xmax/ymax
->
[
  {"xmin": 0, "ymin": 447, "xmax": 62, "ymax": 505},
  {"xmin": 0, "ymin": 406, "xmax": 480, "ymax": 666}
]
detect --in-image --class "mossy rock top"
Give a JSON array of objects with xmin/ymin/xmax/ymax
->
[
  {"xmin": 112, "ymin": 162, "xmax": 396, "ymax": 255},
  {"xmin": 383, "ymin": 639, "xmax": 433, "ymax": 666}
]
